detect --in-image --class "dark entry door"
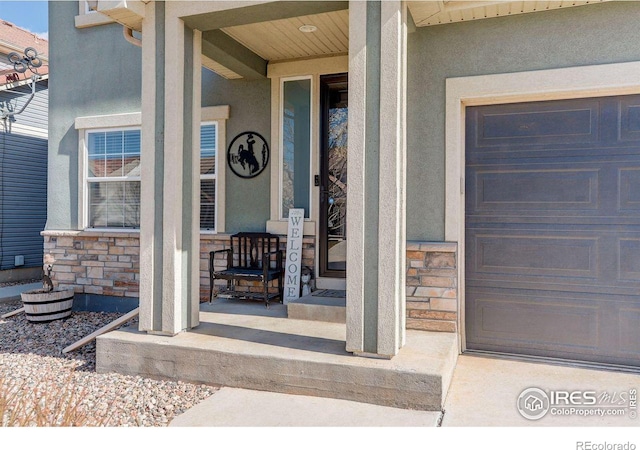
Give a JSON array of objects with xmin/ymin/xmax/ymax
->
[
  {"xmin": 465, "ymin": 94, "xmax": 640, "ymax": 368},
  {"xmin": 319, "ymin": 73, "xmax": 348, "ymax": 278}
]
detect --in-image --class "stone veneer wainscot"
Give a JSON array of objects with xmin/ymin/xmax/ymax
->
[
  {"xmin": 405, "ymin": 242, "xmax": 458, "ymax": 333},
  {"xmin": 42, "ymin": 232, "xmax": 458, "ymax": 332}
]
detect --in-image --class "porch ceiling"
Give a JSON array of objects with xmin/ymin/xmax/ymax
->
[
  {"xmin": 95, "ymin": 0, "xmax": 613, "ymax": 80},
  {"xmin": 221, "ymin": 9, "xmax": 349, "ymax": 62},
  {"xmin": 203, "ymin": 0, "xmax": 611, "ymax": 79}
]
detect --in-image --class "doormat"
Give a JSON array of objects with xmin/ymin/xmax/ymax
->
[{"xmin": 312, "ymin": 289, "xmax": 346, "ymax": 298}]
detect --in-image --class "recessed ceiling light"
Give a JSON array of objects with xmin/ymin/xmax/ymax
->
[{"xmin": 298, "ymin": 24, "xmax": 317, "ymax": 33}]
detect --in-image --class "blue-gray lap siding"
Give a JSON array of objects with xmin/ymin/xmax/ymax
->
[{"xmin": 0, "ymin": 80, "xmax": 48, "ymax": 270}]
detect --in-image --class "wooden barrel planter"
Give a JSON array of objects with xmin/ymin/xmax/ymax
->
[{"xmin": 21, "ymin": 288, "xmax": 75, "ymax": 323}]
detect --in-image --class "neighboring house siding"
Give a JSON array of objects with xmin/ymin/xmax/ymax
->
[
  {"xmin": 0, "ymin": 80, "xmax": 48, "ymax": 270},
  {"xmin": 406, "ymin": 0, "xmax": 640, "ymax": 241},
  {"xmin": 2, "ymin": 81, "xmax": 48, "ymax": 132},
  {"xmin": 48, "ymin": 1, "xmax": 142, "ymax": 230}
]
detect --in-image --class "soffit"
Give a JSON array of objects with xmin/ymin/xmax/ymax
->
[
  {"xmin": 407, "ymin": 0, "xmax": 610, "ymax": 27},
  {"xmin": 98, "ymin": 1, "xmax": 611, "ymax": 79},
  {"xmin": 217, "ymin": 1, "xmax": 607, "ymax": 66},
  {"xmin": 221, "ymin": 9, "xmax": 349, "ymax": 62}
]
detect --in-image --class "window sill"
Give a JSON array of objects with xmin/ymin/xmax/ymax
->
[{"xmin": 41, "ymin": 229, "xmax": 140, "ymax": 238}]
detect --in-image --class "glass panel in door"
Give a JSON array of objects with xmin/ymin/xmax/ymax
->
[{"xmin": 320, "ymin": 74, "xmax": 348, "ymax": 277}]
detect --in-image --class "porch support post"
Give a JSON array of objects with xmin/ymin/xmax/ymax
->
[
  {"xmin": 139, "ymin": 1, "xmax": 201, "ymax": 335},
  {"xmin": 346, "ymin": 0, "xmax": 407, "ymax": 358}
]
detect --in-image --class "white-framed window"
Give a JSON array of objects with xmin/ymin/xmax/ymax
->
[
  {"xmin": 280, "ymin": 75, "xmax": 313, "ymax": 219},
  {"xmin": 75, "ymin": 107, "xmax": 229, "ymax": 232},
  {"xmin": 85, "ymin": 127, "xmax": 141, "ymax": 229},
  {"xmin": 200, "ymin": 122, "xmax": 218, "ymax": 231}
]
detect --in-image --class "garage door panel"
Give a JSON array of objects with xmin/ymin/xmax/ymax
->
[
  {"xmin": 468, "ymin": 100, "xmax": 600, "ymax": 149},
  {"xmin": 467, "ymin": 216, "xmax": 640, "ymax": 226},
  {"xmin": 466, "ymin": 290, "xmax": 639, "ymax": 365},
  {"xmin": 465, "ymin": 94, "xmax": 640, "ymax": 367},
  {"xmin": 467, "ymin": 294, "xmax": 599, "ymax": 349},
  {"xmin": 619, "ymin": 168, "xmax": 640, "ymax": 211},
  {"xmin": 472, "ymin": 169, "xmax": 598, "ymax": 210},
  {"xmin": 619, "ymin": 308, "xmax": 640, "ymax": 354},
  {"xmin": 618, "ymin": 238, "xmax": 640, "ymax": 282},
  {"xmin": 468, "ymin": 229, "xmax": 640, "ymax": 296},
  {"xmin": 468, "ymin": 161, "xmax": 640, "ymax": 217},
  {"xmin": 619, "ymin": 99, "xmax": 640, "ymax": 142},
  {"xmin": 471, "ymin": 234, "xmax": 597, "ymax": 279}
]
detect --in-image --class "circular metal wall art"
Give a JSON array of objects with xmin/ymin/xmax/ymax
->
[{"xmin": 227, "ymin": 131, "xmax": 270, "ymax": 179}]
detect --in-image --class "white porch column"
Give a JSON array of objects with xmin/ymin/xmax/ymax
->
[
  {"xmin": 139, "ymin": 1, "xmax": 202, "ymax": 335},
  {"xmin": 346, "ymin": 0, "xmax": 407, "ymax": 358}
]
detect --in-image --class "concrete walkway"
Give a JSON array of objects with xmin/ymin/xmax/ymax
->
[
  {"xmin": 170, "ymin": 387, "xmax": 442, "ymax": 427},
  {"xmin": 170, "ymin": 354, "xmax": 640, "ymax": 427},
  {"xmin": 0, "ymin": 282, "xmax": 41, "ymax": 303}
]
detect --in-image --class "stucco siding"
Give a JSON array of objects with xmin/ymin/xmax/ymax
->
[
  {"xmin": 202, "ymin": 69, "xmax": 271, "ymax": 233},
  {"xmin": 47, "ymin": 1, "xmax": 142, "ymax": 230},
  {"xmin": 48, "ymin": 1, "xmax": 640, "ymax": 239},
  {"xmin": 406, "ymin": 1, "xmax": 640, "ymax": 241}
]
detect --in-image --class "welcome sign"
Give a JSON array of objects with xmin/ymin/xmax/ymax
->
[{"xmin": 283, "ymin": 208, "xmax": 304, "ymax": 304}]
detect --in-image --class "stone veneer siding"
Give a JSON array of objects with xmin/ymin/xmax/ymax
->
[
  {"xmin": 42, "ymin": 232, "xmax": 458, "ymax": 333},
  {"xmin": 201, "ymin": 234, "xmax": 315, "ymax": 301},
  {"xmin": 42, "ymin": 231, "xmax": 315, "ymax": 303},
  {"xmin": 43, "ymin": 231, "xmax": 141, "ymax": 297},
  {"xmin": 405, "ymin": 241, "xmax": 458, "ymax": 333}
]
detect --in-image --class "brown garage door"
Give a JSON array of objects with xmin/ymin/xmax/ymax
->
[{"xmin": 465, "ymin": 95, "xmax": 640, "ymax": 368}]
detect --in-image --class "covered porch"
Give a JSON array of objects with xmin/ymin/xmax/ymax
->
[
  {"xmin": 88, "ymin": 0, "xmax": 624, "ymax": 410},
  {"xmin": 91, "ymin": 0, "xmax": 411, "ymax": 360},
  {"xmin": 87, "ymin": 0, "xmax": 465, "ymax": 410},
  {"xmin": 90, "ymin": 0, "xmax": 429, "ymax": 409}
]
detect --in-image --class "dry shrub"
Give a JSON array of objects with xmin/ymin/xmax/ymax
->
[{"xmin": 0, "ymin": 374, "xmax": 113, "ymax": 427}]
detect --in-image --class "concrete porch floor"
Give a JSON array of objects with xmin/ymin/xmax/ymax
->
[{"xmin": 97, "ymin": 298, "xmax": 458, "ymax": 411}]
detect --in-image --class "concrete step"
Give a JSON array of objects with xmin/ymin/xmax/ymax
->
[
  {"xmin": 97, "ymin": 299, "xmax": 458, "ymax": 411},
  {"xmin": 287, "ymin": 291, "xmax": 346, "ymax": 323}
]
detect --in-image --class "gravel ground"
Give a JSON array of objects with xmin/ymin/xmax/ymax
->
[
  {"xmin": 0, "ymin": 300, "xmax": 217, "ymax": 426},
  {"xmin": 0, "ymin": 278, "xmax": 41, "ymax": 288}
]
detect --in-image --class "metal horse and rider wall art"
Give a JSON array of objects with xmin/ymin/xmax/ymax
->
[{"xmin": 227, "ymin": 131, "xmax": 269, "ymax": 179}]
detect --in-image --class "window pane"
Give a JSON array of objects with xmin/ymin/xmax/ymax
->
[
  {"xmin": 105, "ymin": 131, "xmax": 124, "ymax": 177},
  {"xmin": 87, "ymin": 132, "xmax": 106, "ymax": 177},
  {"xmin": 123, "ymin": 130, "xmax": 141, "ymax": 177},
  {"xmin": 89, "ymin": 181, "xmax": 140, "ymax": 228},
  {"xmin": 200, "ymin": 180, "xmax": 215, "ymax": 230},
  {"xmin": 282, "ymin": 79, "xmax": 311, "ymax": 218},
  {"xmin": 200, "ymin": 124, "xmax": 216, "ymax": 175},
  {"xmin": 87, "ymin": 130, "xmax": 141, "ymax": 179}
]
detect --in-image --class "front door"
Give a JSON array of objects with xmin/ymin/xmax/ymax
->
[{"xmin": 319, "ymin": 73, "xmax": 348, "ymax": 278}]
